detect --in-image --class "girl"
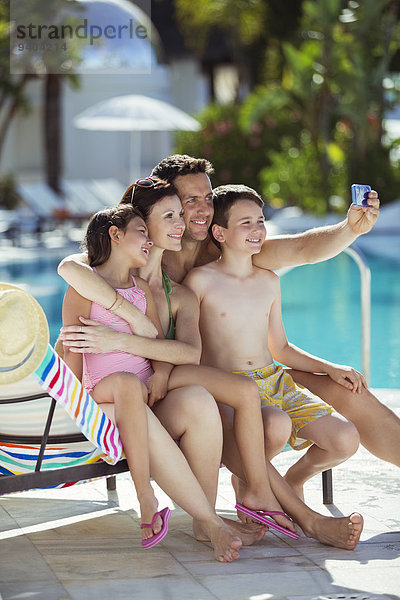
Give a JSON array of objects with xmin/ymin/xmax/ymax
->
[{"xmin": 63, "ymin": 204, "xmax": 174, "ymax": 548}]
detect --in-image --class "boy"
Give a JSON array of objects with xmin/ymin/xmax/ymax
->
[{"xmin": 184, "ymin": 184, "xmax": 362, "ymax": 500}]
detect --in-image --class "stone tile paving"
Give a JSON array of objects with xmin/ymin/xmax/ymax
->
[{"xmin": 0, "ymin": 392, "xmax": 399, "ymax": 600}]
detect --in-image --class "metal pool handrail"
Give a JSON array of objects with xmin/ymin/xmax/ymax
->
[
  {"xmin": 342, "ymin": 246, "xmax": 371, "ymax": 386},
  {"xmin": 278, "ymin": 245, "xmax": 371, "ymax": 385}
]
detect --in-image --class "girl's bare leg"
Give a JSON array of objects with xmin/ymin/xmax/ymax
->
[
  {"xmin": 153, "ymin": 384, "xmax": 267, "ymax": 545},
  {"xmin": 92, "ymin": 372, "xmax": 160, "ymax": 543},
  {"xmin": 219, "ymin": 404, "xmax": 364, "ymax": 550},
  {"xmin": 168, "ymin": 366, "xmax": 294, "ymax": 531}
]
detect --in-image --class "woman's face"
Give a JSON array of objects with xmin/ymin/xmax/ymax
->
[{"xmin": 146, "ymin": 195, "xmax": 185, "ymax": 251}]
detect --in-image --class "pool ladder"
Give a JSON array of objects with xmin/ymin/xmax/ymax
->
[{"xmin": 343, "ymin": 246, "xmax": 371, "ymax": 386}]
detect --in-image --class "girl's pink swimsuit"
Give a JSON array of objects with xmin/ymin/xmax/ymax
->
[{"xmin": 83, "ymin": 275, "xmax": 154, "ymax": 393}]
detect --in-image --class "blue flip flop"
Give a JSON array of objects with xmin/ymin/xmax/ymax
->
[
  {"xmin": 141, "ymin": 507, "xmax": 171, "ymax": 549},
  {"xmin": 235, "ymin": 503, "xmax": 299, "ymax": 539}
]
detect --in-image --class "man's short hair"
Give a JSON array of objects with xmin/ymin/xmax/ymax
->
[
  {"xmin": 210, "ymin": 184, "xmax": 264, "ymax": 249},
  {"xmin": 151, "ymin": 154, "xmax": 214, "ymax": 183}
]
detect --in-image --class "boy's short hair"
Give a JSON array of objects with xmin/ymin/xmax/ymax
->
[
  {"xmin": 151, "ymin": 154, "xmax": 214, "ymax": 183},
  {"xmin": 210, "ymin": 184, "xmax": 264, "ymax": 249}
]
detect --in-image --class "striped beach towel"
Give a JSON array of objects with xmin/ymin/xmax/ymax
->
[
  {"xmin": 34, "ymin": 345, "xmax": 123, "ymax": 465},
  {"xmin": 0, "ymin": 441, "xmax": 103, "ymax": 486}
]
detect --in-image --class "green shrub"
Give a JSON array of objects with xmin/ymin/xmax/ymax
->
[
  {"xmin": 260, "ymin": 132, "xmax": 348, "ymax": 215},
  {"xmin": 175, "ymin": 95, "xmax": 302, "ymax": 190}
]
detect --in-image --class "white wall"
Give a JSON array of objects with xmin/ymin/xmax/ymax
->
[{"xmin": 2, "ymin": 60, "xmax": 209, "ymax": 187}]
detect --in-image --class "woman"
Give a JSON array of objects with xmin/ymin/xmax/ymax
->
[{"xmin": 59, "ymin": 178, "xmax": 363, "ymax": 550}]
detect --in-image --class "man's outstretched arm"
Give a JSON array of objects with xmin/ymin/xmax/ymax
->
[{"xmin": 253, "ymin": 192, "xmax": 379, "ymax": 271}]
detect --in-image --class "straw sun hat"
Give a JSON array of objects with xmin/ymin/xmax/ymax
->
[{"xmin": 0, "ymin": 283, "xmax": 49, "ymax": 385}]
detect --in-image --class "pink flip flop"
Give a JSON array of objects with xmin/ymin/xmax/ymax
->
[
  {"xmin": 235, "ymin": 503, "xmax": 299, "ymax": 539},
  {"xmin": 141, "ymin": 507, "xmax": 171, "ymax": 549}
]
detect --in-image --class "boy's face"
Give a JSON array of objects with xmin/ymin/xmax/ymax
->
[
  {"xmin": 173, "ymin": 173, "xmax": 214, "ymax": 242},
  {"xmin": 218, "ymin": 199, "xmax": 266, "ymax": 254}
]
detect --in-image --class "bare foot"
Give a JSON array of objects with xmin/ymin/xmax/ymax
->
[
  {"xmin": 305, "ymin": 512, "xmax": 364, "ymax": 550},
  {"xmin": 194, "ymin": 516, "xmax": 242, "ymax": 562},
  {"xmin": 221, "ymin": 517, "xmax": 266, "ymax": 545},
  {"xmin": 194, "ymin": 517, "xmax": 266, "ymax": 546},
  {"xmin": 138, "ymin": 490, "xmax": 161, "ymax": 543}
]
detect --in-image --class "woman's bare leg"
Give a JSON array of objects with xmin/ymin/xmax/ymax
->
[
  {"xmin": 219, "ymin": 404, "xmax": 364, "ymax": 550},
  {"xmin": 153, "ymin": 385, "xmax": 222, "ymax": 510},
  {"xmin": 153, "ymin": 384, "xmax": 267, "ymax": 544},
  {"xmin": 168, "ymin": 365, "xmax": 294, "ymax": 531},
  {"xmin": 289, "ymin": 370, "xmax": 400, "ymax": 467},
  {"xmin": 102, "ymin": 397, "xmax": 242, "ymax": 562}
]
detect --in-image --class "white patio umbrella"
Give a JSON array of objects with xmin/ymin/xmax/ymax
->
[{"xmin": 73, "ymin": 94, "xmax": 201, "ymax": 182}]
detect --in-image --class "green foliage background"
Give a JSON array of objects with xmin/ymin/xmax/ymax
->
[{"xmin": 175, "ymin": 0, "xmax": 400, "ymax": 214}]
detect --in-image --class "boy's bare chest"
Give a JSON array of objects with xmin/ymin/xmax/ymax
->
[{"xmin": 203, "ymin": 277, "xmax": 273, "ymax": 322}]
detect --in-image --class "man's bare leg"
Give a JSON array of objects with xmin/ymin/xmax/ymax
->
[
  {"xmin": 169, "ymin": 365, "xmax": 295, "ymax": 531},
  {"xmin": 219, "ymin": 404, "xmax": 363, "ymax": 550},
  {"xmin": 290, "ymin": 370, "xmax": 400, "ymax": 467}
]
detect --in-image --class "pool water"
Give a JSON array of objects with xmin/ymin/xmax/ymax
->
[
  {"xmin": 280, "ymin": 252, "xmax": 400, "ymax": 389},
  {"xmin": 1, "ymin": 250, "xmax": 399, "ymax": 388}
]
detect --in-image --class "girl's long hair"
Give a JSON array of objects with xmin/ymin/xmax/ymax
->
[{"xmin": 83, "ymin": 204, "xmax": 144, "ymax": 267}]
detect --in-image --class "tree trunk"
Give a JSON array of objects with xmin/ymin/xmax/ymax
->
[
  {"xmin": 0, "ymin": 74, "xmax": 31, "ymax": 166},
  {"xmin": 44, "ymin": 74, "xmax": 62, "ymax": 193}
]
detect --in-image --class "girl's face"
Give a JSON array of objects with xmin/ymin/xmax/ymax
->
[
  {"xmin": 117, "ymin": 215, "xmax": 153, "ymax": 266},
  {"xmin": 146, "ymin": 195, "xmax": 185, "ymax": 251}
]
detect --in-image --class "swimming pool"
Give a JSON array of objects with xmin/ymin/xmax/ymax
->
[
  {"xmin": 0, "ymin": 248, "xmax": 399, "ymax": 388},
  {"xmin": 280, "ymin": 251, "xmax": 400, "ymax": 389}
]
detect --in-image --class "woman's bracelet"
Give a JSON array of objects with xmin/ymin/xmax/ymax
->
[{"xmin": 108, "ymin": 292, "xmax": 124, "ymax": 313}]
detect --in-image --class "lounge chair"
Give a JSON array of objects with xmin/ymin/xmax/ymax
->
[{"xmin": 0, "ymin": 344, "xmax": 128, "ymax": 496}]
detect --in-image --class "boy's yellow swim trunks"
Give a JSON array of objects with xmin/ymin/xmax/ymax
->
[{"xmin": 232, "ymin": 363, "xmax": 333, "ymax": 450}]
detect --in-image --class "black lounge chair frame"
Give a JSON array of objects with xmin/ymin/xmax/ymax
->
[{"xmin": 0, "ymin": 391, "xmax": 333, "ymax": 503}]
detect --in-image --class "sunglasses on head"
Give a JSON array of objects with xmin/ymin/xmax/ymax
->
[{"xmin": 130, "ymin": 177, "xmax": 160, "ymax": 203}]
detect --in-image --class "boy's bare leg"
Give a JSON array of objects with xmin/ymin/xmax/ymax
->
[
  {"xmin": 219, "ymin": 404, "xmax": 363, "ymax": 550},
  {"xmin": 284, "ymin": 414, "xmax": 360, "ymax": 500},
  {"xmin": 152, "ymin": 384, "xmax": 266, "ymax": 546},
  {"xmin": 289, "ymin": 370, "xmax": 400, "ymax": 467},
  {"xmin": 168, "ymin": 365, "xmax": 295, "ymax": 532}
]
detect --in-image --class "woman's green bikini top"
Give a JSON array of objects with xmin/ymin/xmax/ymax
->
[{"xmin": 161, "ymin": 269, "xmax": 175, "ymax": 340}]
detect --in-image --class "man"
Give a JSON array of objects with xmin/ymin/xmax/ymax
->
[{"xmin": 151, "ymin": 155, "xmax": 400, "ymax": 471}]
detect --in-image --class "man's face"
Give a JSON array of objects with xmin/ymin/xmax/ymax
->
[{"xmin": 173, "ymin": 173, "xmax": 214, "ymax": 242}]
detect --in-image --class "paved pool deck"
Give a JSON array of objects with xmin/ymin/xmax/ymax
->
[{"xmin": 0, "ymin": 389, "xmax": 399, "ymax": 600}]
